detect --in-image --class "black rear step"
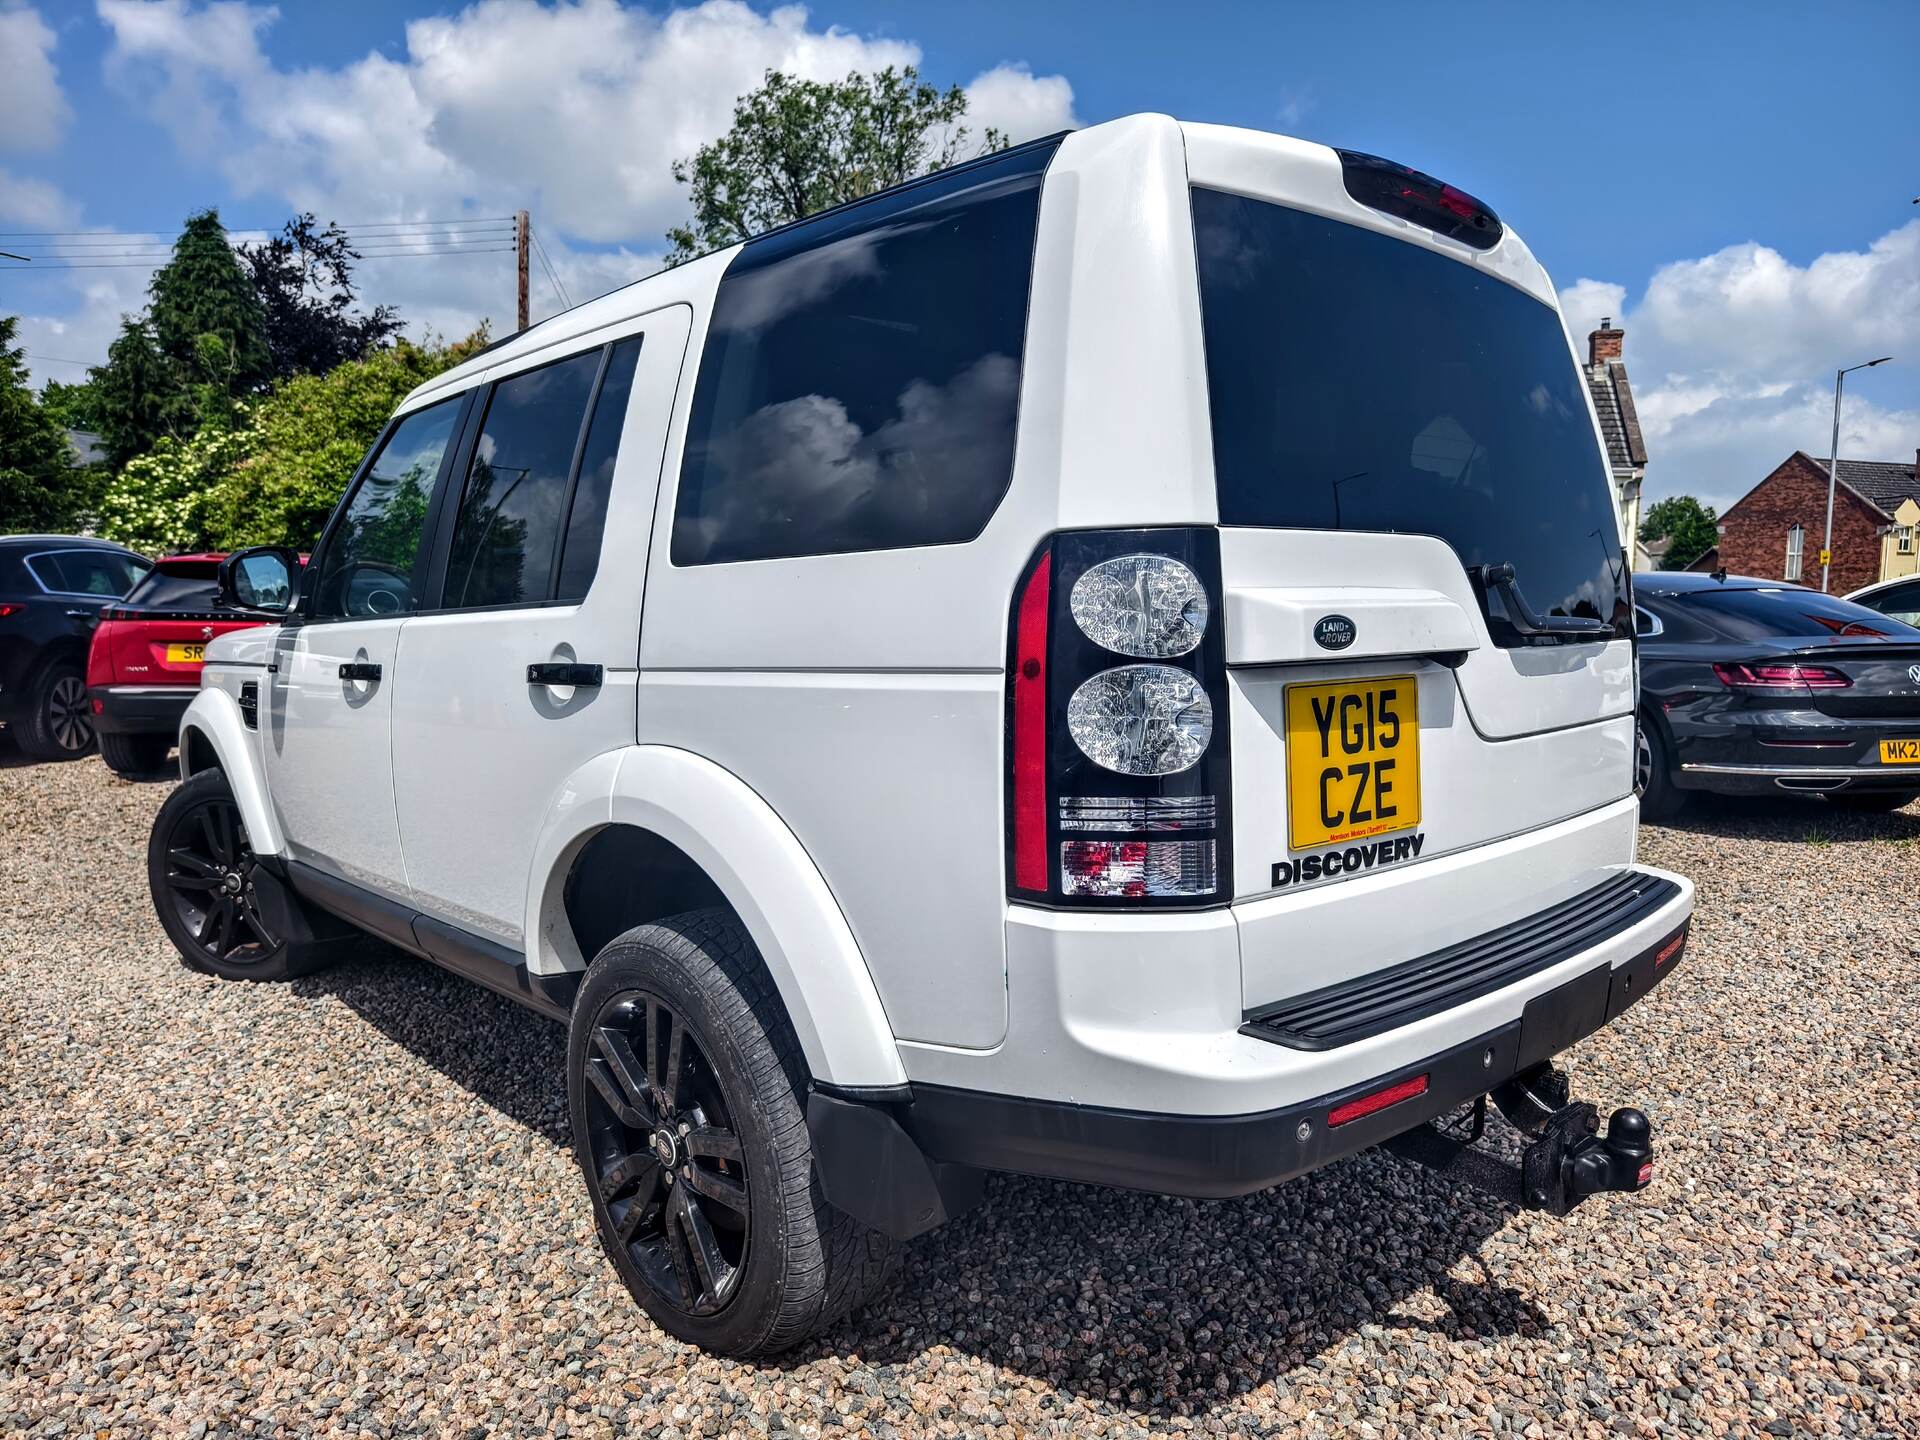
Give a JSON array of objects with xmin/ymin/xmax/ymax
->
[{"xmin": 1243, "ymin": 869, "xmax": 1682, "ymax": 1050}]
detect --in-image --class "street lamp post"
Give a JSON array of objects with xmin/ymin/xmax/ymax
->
[{"xmin": 1820, "ymin": 355, "xmax": 1893, "ymax": 592}]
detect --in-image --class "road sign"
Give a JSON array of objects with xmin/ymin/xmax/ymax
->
[{"xmin": 1819, "ymin": 548, "xmax": 1832, "ymax": 566}]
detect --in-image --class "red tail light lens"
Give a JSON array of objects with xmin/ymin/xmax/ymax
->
[
  {"xmin": 0, "ymin": 603, "xmax": 23, "ymax": 619},
  {"xmin": 1006, "ymin": 529, "xmax": 1231, "ymax": 907},
  {"xmin": 1336, "ymin": 150, "xmax": 1502, "ymax": 251},
  {"xmin": 1010, "ymin": 553, "xmax": 1052, "ymax": 892},
  {"xmin": 1712, "ymin": 662, "xmax": 1851, "ymax": 690}
]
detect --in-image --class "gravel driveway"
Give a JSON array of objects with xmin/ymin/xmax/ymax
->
[{"xmin": 4, "ymin": 744, "xmax": 1917, "ymax": 1438}]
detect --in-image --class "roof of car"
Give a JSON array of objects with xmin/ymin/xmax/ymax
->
[
  {"xmin": 1846, "ymin": 574, "xmax": 1920, "ymax": 600},
  {"xmin": 0, "ymin": 535, "xmax": 139, "ymax": 551},
  {"xmin": 1635, "ymin": 572, "xmax": 1806, "ymax": 595}
]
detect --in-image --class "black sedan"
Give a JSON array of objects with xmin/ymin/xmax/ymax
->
[
  {"xmin": 0, "ymin": 536, "xmax": 152, "ymax": 761},
  {"xmin": 1633, "ymin": 572, "xmax": 1920, "ymax": 817}
]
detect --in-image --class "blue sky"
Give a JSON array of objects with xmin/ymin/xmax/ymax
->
[{"xmin": 4, "ymin": 0, "xmax": 1916, "ymax": 510}]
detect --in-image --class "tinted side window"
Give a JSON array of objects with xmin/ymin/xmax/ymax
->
[
  {"xmin": 556, "ymin": 336, "xmax": 644, "ymax": 602},
  {"xmin": 314, "ymin": 397, "xmax": 461, "ymax": 619},
  {"xmin": 127, "ymin": 568, "xmax": 220, "ymax": 610},
  {"xmin": 1679, "ymin": 587, "xmax": 1920, "ymax": 640},
  {"xmin": 29, "ymin": 549, "xmax": 148, "ymax": 596},
  {"xmin": 445, "ymin": 350, "xmax": 601, "ymax": 609},
  {"xmin": 671, "ymin": 144, "xmax": 1052, "ymax": 565}
]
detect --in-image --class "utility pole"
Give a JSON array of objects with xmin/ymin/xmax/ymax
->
[
  {"xmin": 515, "ymin": 210, "xmax": 530, "ymax": 332},
  {"xmin": 1820, "ymin": 354, "xmax": 1893, "ymax": 592}
]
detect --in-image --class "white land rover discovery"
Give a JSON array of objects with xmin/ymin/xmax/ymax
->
[{"xmin": 149, "ymin": 116, "xmax": 1694, "ymax": 1356}]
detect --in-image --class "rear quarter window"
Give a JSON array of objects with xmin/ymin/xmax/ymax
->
[
  {"xmin": 1678, "ymin": 587, "xmax": 1920, "ymax": 641},
  {"xmin": 127, "ymin": 567, "xmax": 221, "ymax": 611},
  {"xmin": 670, "ymin": 144, "xmax": 1053, "ymax": 566}
]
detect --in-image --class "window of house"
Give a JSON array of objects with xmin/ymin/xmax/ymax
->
[
  {"xmin": 444, "ymin": 350, "xmax": 603, "ymax": 609},
  {"xmin": 671, "ymin": 142, "xmax": 1054, "ymax": 566},
  {"xmin": 1784, "ymin": 525, "xmax": 1804, "ymax": 581},
  {"xmin": 1898, "ymin": 525, "xmax": 1915, "ymax": 556}
]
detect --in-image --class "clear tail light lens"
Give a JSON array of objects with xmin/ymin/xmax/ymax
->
[
  {"xmin": 1069, "ymin": 553, "xmax": 1209, "ymax": 657},
  {"xmin": 1006, "ymin": 528, "xmax": 1231, "ymax": 908},
  {"xmin": 1066, "ymin": 664, "xmax": 1213, "ymax": 775}
]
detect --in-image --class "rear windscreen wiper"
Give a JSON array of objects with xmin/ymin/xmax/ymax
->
[{"xmin": 1470, "ymin": 562, "xmax": 1613, "ymax": 641}]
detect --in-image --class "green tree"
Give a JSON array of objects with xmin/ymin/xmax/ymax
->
[
  {"xmin": 92, "ymin": 319, "xmax": 194, "ymax": 468},
  {"xmin": 1640, "ymin": 495, "xmax": 1720, "ymax": 571},
  {"xmin": 37, "ymin": 377, "xmax": 104, "ymax": 433},
  {"xmin": 148, "ymin": 208, "xmax": 271, "ymax": 416},
  {"xmin": 0, "ymin": 316, "xmax": 88, "ymax": 533},
  {"xmin": 666, "ymin": 66, "xmax": 1006, "ymax": 263}
]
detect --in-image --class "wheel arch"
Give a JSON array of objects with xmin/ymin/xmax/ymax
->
[
  {"xmin": 526, "ymin": 746, "xmax": 907, "ymax": 1089},
  {"xmin": 177, "ymin": 686, "xmax": 283, "ymax": 856}
]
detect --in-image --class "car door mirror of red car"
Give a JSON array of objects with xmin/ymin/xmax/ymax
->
[{"xmin": 219, "ymin": 547, "xmax": 301, "ymax": 614}]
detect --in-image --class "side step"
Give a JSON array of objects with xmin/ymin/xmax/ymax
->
[{"xmin": 1384, "ymin": 1063, "xmax": 1653, "ymax": 1216}]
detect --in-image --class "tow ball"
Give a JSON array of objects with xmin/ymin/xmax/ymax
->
[{"xmin": 1383, "ymin": 1063, "xmax": 1654, "ymax": 1216}]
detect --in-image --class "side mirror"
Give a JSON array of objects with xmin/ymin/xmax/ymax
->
[{"xmin": 219, "ymin": 546, "xmax": 301, "ymax": 614}]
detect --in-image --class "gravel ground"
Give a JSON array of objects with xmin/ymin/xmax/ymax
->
[{"xmin": 3, "ymin": 741, "xmax": 1917, "ymax": 1439}]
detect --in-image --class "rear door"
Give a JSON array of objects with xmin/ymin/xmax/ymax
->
[
  {"xmin": 391, "ymin": 309, "xmax": 688, "ymax": 949},
  {"xmin": 262, "ymin": 394, "xmax": 466, "ymax": 898},
  {"xmin": 1188, "ymin": 183, "xmax": 1637, "ymax": 1008}
]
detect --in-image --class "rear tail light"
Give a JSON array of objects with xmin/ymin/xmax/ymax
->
[
  {"xmin": 1007, "ymin": 529, "xmax": 1231, "ymax": 907},
  {"xmin": 0, "ymin": 602, "xmax": 23, "ymax": 619},
  {"xmin": 1712, "ymin": 661, "xmax": 1851, "ymax": 690}
]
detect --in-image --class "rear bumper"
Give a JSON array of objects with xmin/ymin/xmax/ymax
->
[
  {"xmin": 895, "ymin": 889, "xmax": 1688, "ymax": 1199},
  {"xmin": 1671, "ymin": 708, "xmax": 1920, "ymax": 794},
  {"xmin": 90, "ymin": 684, "xmax": 194, "ymax": 736},
  {"xmin": 903, "ymin": 918, "xmax": 1685, "ymax": 1198}
]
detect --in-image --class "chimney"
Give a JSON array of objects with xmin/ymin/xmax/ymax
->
[{"xmin": 1588, "ymin": 316, "xmax": 1624, "ymax": 367}]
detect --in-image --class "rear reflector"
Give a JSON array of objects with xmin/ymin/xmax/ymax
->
[
  {"xmin": 1655, "ymin": 930, "xmax": 1686, "ymax": 967},
  {"xmin": 1327, "ymin": 1073, "xmax": 1430, "ymax": 1128}
]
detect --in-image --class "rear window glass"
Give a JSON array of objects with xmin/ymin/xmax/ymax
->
[
  {"xmin": 671, "ymin": 143, "xmax": 1052, "ymax": 566},
  {"xmin": 1675, "ymin": 587, "xmax": 1920, "ymax": 641},
  {"xmin": 1193, "ymin": 188, "xmax": 1630, "ymax": 646},
  {"xmin": 127, "ymin": 568, "xmax": 220, "ymax": 610}
]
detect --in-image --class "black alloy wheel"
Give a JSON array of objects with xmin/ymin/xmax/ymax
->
[
  {"xmin": 158, "ymin": 778, "xmax": 278, "ymax": 968},
  {"xmin": 46, "ymin": 672, "xmax": 92, "ymax": 754},
  {"xmin": 583, "ymin": 991, "xmax": 751, "ymax": 1317}
]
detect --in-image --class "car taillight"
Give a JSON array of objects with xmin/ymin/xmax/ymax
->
[
  {"xmin": 1712, "ymin": 662, "xmax": 1851, "ymax": 690},
  {"xmin": 1335, "ymin": 150, "xmax": 1503, "ymax": 251},
  {"xmin": 1006, "ymin": 529, "xmax": 1231, "ymax": 907},
  {"xmin": 0, "ymin": 602, "xmax": 23, "ymax": 619}
]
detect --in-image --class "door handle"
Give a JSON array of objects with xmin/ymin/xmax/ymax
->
[
  {"xmin": 527, "ymin": 661, "xmax": 602, "ymax": 687},
  {"xmin": 338, "ymin": 661, "xmax": 382, "ymax": 682}
]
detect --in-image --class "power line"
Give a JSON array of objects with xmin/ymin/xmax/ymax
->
[
  {"xmin": 528, "ymin": 224, "xmax": 572, "ymax": 310},
  {"xmin": 23, "ymin": 352, "xmax": 96, "ymax": 369},
  {"xmin": 0, "ymin": 216, "xmax": 515, "ymax": 239}
]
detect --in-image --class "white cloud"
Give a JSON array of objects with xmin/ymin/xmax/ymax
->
[
  {"xmin": 0, "ymin": 4, "xmax": 71, "ymax": 152},
  {"xmin": 1559, "ymin": 223, "xmax": 1919, "ymax": 513},
  {"xmin": 81, "ymin": 0, "xmax": 1074, "ymax": 371},
  {"xmin": 0, "ymin": 166, "xmax": 80, "ymax": 227},
  {"xmin": 965, "ymin": 63, "xmax": 1078, "ymax": 142}
]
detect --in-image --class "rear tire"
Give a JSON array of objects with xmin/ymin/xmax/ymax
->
[
  {"xmin": 147, "ymin": 768, "xmax": 332, "ymax": 981},
  {"xmin": 1829, "ymin": 790, "xmax": 1917, "ymax": 814},
  {"xmin": 568, "ymin": 908, "xmax": 896, "ymax": 1356},
  {"xmin": 1635, "ymin": 716, "xmax": 1686, "ymax": 821},
  {"xmin": 100, "ymin": 730, "xmax": 173, "ymax": 777},
  {"xmin": 15, "ymin": 661, "xmax": 93, "ymax": 762}
]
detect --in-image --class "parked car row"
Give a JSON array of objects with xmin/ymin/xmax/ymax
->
[
  {"xmin": 1, "ymin": 536, "xmax": 293, "ymax": 775},
  {"xmin": 1635, "ymin": 572, "xmax": 1920, "ymax": 817}
]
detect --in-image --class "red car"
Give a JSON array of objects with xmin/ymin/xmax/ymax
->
[{"xmin": 86, "ymin": 553, "xmax": 295, "ymax": 776}]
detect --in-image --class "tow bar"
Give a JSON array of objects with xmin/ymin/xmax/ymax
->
[{"xmin": 1383, "ymin": 1063, "xmax": 1653, "ymax": 1216}]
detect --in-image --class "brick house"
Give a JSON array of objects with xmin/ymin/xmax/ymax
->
[
  {"xmin": 1710, "ymin": 450, "xmax": 1920, "ymax": 592},
  {"xmin": 1581, "ymin": 318, "xmax": 1650, "ymax": 566}
]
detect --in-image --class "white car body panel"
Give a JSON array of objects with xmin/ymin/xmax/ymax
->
[{"xmin": 176, "ymin": 112, "xmax": 1686, "ymax": 1123}]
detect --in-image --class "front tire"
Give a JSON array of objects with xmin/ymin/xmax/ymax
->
[
  {"xmin": 568, "ymin": 909, "xmax": 895, "ymax": 1356},
  {"xmin": 147, "ymin": 768, "xmax": 330, "ymax": 981},
  {"xmin": 100, "ymin": 730, "xmax": 173, "ymax": 777},
  {"xmin": 15, "ymin": 661, "xmax": 93, "ymax": 761}
]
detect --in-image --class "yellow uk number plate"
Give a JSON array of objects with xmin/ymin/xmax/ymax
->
[
  {"xmin": 1880, "ymin": 738, "xmax": 1920, "ymax": 764},
  {"xmin": 1285, "ymin": 675, "xmax": 1421, "ymax": 852},
  {"xmin": 165, "ymin": 643, "xmax": 206, "ymax": 663}
]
